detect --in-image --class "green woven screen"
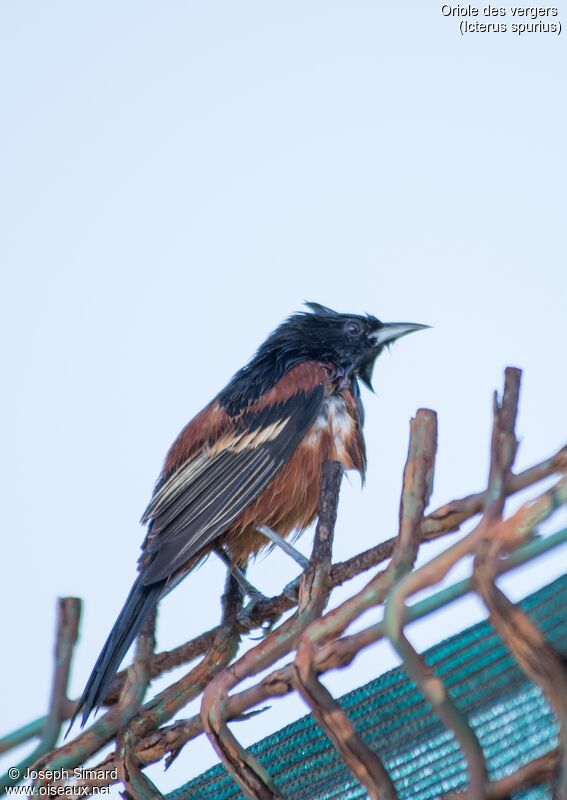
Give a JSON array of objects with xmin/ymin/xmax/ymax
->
[{"xmin": 168, "ymin": 574, "xmax": 566, "ymax": 800}]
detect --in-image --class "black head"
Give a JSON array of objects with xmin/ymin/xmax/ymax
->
[
  {"xmin": 265, "ymin": 301, "xmax": 429, "ymax": 390},
  {"xmin": 218, "ymin": 302, "xmax": 429, "ymax": 414}
]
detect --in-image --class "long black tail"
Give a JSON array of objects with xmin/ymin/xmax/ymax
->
[{"xmin": 69, "ymin": 575, "xmax": 164, "ymax": 730}]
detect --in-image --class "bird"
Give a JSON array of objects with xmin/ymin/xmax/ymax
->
[{"xmin": 71, "ymin": 302, "xmax": 428, "ymax": 728}]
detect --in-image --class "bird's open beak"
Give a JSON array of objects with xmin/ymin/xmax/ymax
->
[
  {"xmin": 369, "ymin": 322, "xmax": 430, "ymax": 348},
  {"xmin": 358, "ymin": 322, "xmax": 430, "ymax": 390}
]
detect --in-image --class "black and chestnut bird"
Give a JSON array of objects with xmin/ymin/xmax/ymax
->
[{"xmin": 72, "ymin": 302, "xmax": 428, "ymax": 727}]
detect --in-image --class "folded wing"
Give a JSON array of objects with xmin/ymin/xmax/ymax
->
[{"xmin": 139, "ymin": 384, "xmax": 325, "ymax": 585}]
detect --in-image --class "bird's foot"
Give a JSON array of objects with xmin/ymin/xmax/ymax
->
[
  {"xmin": 217, "ymin": 542, "xmax": 307, "ymax": 638},
  {"xmin": 228, "ymin": 573, "xmax": 273, "ymax": 638},
  {"xmin": 235, "ymin": 571, "xmax": 269, "ymax": 605},
  {"xmin": 240, "ymin": 573, "xmax": 304, "ymax": 639},
  {"xmin": 240, "ymin": 596, "xmax": 274, "ymax": 638}
]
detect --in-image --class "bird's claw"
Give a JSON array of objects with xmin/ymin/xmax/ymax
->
[
  {"xmin": 237, "ymin": 568, "xmax": 305, "ymax": 638},
  {"xmin": 239, "ymin": 595, "xmax": 274, "ymax": 638},
  {"xmin": 249, "ymin": 620, "xmax": 275, "ymax": 640}
]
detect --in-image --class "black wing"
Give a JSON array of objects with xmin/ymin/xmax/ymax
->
[{"xmin": 139, "ymin": 386, "xmax": 325, "ymax": 585}]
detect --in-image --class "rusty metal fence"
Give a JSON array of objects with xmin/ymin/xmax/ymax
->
[
  {"xmin": 1, "ymin": 366, "xmax": 566, "ymax": 799},
  {"xmin": 172, "ymin": 562, "xmax": 567, "ymax": 800}
]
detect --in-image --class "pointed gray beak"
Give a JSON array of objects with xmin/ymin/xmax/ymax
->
[{"xmin": 369, "ymin": 322, "xmax": 430, "ymax": 347}]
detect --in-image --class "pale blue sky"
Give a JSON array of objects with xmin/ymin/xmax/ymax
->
[{"xmin": 1, "ymin": 2, "xmax": 565, "ymax": 794}]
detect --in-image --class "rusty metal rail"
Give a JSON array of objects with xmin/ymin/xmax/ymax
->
[{"xmin": 1, "ymin": 367, "xmax": 566, "ymax": 799}]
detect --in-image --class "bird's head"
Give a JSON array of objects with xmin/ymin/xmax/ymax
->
[{"xmin": 269, "ymin": 302, "xmax": 429, "ymax": 390}]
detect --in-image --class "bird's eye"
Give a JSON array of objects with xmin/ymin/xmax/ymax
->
[{"xmin": 344, "ymin": 320, "xmax": 363, "ymax": 336}]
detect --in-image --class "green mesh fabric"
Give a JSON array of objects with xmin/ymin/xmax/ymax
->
[{"xmin": 168, "ymin": 574, "xmax": 567, "ymax": 800}]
